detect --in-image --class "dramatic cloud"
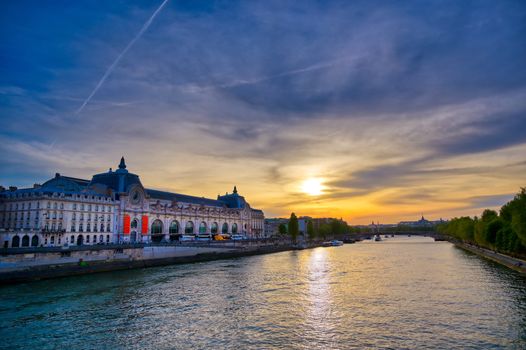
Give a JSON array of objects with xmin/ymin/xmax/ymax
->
[{"xmin": 1, "ymin": 0, "xmax": 525, "ymax": 223}]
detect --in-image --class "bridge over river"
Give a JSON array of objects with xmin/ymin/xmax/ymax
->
[{"xmin": 352, "ymin": 231, "xmax": 447, "ymax": 241}]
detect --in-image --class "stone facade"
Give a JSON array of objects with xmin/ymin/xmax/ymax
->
[{"xmin": 0, "ymin": 158, "xmax": 264, "ymax": 248}]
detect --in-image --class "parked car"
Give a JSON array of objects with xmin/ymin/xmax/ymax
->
[
  {"xmin": 231, "ymin": 234, "xmax": 247, "ymax": 241},
  {"xmin": 196, "ymin": 234, "xmax": 212, "ymax": 241},
  {"xmin": 179, "ymin": 235, "xmax": 195, "ymax": 242}
]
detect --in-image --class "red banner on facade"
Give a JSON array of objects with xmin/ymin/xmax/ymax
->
[
  {"xmin": 141, "ymin": 215, "xmax": 149, "ymax": 235},
  {"xmin": 123, "ymin": 214, "xmax": 130, "ymax": 235}
]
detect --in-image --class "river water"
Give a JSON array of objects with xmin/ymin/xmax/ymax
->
[{"xmin": 1, "ymin": 236, "xmax": 525, "ymax": 349}]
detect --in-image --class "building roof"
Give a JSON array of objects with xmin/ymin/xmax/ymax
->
[
  {"xmin": 217, "ymin": 187, "xmax": 247, "ymax": 209},
  {"xmin": 88, "ymin": 158, "xmax": 142, "ymax": 196},
  {"xmin": 146, "ymin": 189, "xmax": 226, "ymax": 207},
  {"xmin": 1, "ymin": 173, "xmax": 111, "ymax": 199}
]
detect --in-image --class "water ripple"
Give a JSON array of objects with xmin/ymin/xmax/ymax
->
[{"xmin": 1, "ymin": 237, "xmax": 525, "ymax": 349}]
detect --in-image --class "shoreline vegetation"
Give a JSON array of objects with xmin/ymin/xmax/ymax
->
[{"xmin": 437, "ymin": 188, "xmax": 526, "ymax": 260}]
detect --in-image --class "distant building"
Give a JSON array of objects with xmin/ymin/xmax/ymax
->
[
  {"xmin": 264, "ymin": 218, "xmax": 289, "ymax": 237},
  {"xmin": 398, "ymin": 216, "xmax": 445, "ymax": 228},
  {"xmin": 0, "ymin": 157, "xmax": 264, "ymax": 248}
]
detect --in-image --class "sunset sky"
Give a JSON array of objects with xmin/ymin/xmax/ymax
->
[{"xmin": 1, "ymin": 0, "xmax": 525, "ymax": 224}]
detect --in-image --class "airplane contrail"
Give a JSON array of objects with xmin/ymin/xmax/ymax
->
[{"xmin": 75, "ymin": 0, "xmax": 169, "ymax": 115}]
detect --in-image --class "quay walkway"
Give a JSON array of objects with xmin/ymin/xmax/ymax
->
[{"xmin": 0, "ymin": 238, "xmax": 301, "ymax": 285}]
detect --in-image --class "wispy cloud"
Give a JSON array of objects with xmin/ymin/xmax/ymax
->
[
  {"xmin": 1, "ymin": 0, "xmax": 526, "ymax": 223},
  {"xmin": 75, "ymin": 0, "xmax": 170, "ymax": 115}
]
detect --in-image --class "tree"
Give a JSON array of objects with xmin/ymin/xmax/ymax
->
[
  {"xmin": 318, "ymin": 223, "xmax": 331, "ymax": 240},
  {"xmin": 475, "ymin": 210, "xmax": 498, "ymax": 245},
  {"xmin": 510, "ymin": 188, "xmax": 526, "ymax": 246},
  {"xmin": 288, "ymin": 213, "xmax": 299, "ymax": 243},
  {"xmin": 485, "ymin": 218, "xmax": 503, "ymax": 246},
  {"xmin": 307, "ymin": 220, "xmax": 315, "ymax": 241},
  {"xmin": 278, "ymin": 223, "xmax": 287, "ymax": 235},
  {"xmin": 440, "ymin": 188, "xmax": 526, "ymax": 256}
]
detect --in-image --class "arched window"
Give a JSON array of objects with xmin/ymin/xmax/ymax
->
[
  {"xmin": 211, "ymin": 222, "xmax": 218, "ymax": 234},
  {"xmin": 169, "ymin": 221, "xmax": 179, "ymax": 234},
  {"xmin": 199, "ymin": 222, "xmax": 207, "ymax": 234},
  {"xmin": 31, "ymin": 235, "xmax": 39, "ymax": 247},
  {"xmin": 131, "ymin": 219, "xmax": 138, "ymax": 229},
  {"xmin": 22, "ymin": 235, "xmax": 30, "ymax": 247},
  {"xmin": 185, "ymin": 221, "xmax": 194, "ymax": 234},
  {"xmin": 12, "ymin": 236, "xmax": 20, "ymax": 248},
  {"xmin": 222, "ymin": 223, "xmax": 228, "ymax": 234},
  {"xmin": 50, "ymin": 236, "xmax": 55, "ymax": 244},
  {"xmin": 232, "ymin": 223, "xmax": 238, "ymax": 234},
  {"xmin": 151, "ymin": 220, "xmax": 163, "ymax": 234}
]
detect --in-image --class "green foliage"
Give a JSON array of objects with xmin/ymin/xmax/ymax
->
[
  {"xmin": 441, "ymin": 188, "xmax": 526, "ymax": 257},
  {"xmin": 485, "ymin": 218, "xmax": 502, "ymax": 245},
  {"xmin": 288, "ymin": 213, "xmax": 299, "ymax": 243},
  {"xmin": 313, "ymin": 219, "xmax": 351, "ymax": 239},
  {"xmin": 318, "ymin": 224, "xmax": 331, "ymax": 240},
  {"xmin": 278, "ymin": 223, "xmax": 287, "ymax": 235},
  {"xmin": 474, "ymin": 210, "xmax": 499, "ymax": 245},
  {"xmin": 307, "ymin": 220, "xmax": 315, "ymax": 240}
]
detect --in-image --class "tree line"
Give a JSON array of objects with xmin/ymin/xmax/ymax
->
[
  {"xmin": 437, "ymin": 188, "xmax": 526, "ymax": 258},
  {"xmin": 278, "ymin": 213, "xmax": 353, "ymax": 242}
]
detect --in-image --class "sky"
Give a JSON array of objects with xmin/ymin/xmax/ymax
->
[{"xmin": 1, "ymin": 0, "xmax": 525, "ymax": 224}]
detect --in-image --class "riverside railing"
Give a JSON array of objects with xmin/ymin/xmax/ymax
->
[{"xmin": 0, "ymin": 238, "xmax": 295, "ymax": 255}]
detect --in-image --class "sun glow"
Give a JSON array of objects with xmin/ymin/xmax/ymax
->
[{"xmin": 301, "ymin": 178, "xmax": 324, "ymax": 196}]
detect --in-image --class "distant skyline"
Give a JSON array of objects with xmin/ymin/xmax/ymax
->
[{"xmin": 1, "ymin": 0, "xmax": 525, "ymax": 224}]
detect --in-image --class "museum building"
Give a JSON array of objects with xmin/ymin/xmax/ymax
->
[{"xmin": 0, "ymin": 158, "xmax": 265, "ymax": 248}]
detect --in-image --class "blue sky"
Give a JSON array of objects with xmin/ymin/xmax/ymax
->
[{"xmin": 1, "ymin": 0, "xmax": 525, "ymax": 223}]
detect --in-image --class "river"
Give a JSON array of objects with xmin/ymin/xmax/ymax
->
[{"xmin": 1, "ymin": 236, "xmax": 525, "ymax": 349}]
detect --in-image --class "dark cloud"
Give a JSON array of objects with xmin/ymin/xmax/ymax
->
[
  {"xmin": 431, "ymin": 110, "xmax": 526, "ymax": 156},
  {"xmin": 1, "ymin": 0, "xmax": 526, "ymax": 222},
  {"xmin": 468, "ymin": 193, "xmax": 515, "ymax": 209}
]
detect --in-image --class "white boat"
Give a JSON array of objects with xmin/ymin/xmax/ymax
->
[
  {"xmin": 331, "ymin": 240, "xmax": 344, "ymax": 246},
  {"xmin": 374, "ymin": 234, "xmax": 382, "ymax": 241}
]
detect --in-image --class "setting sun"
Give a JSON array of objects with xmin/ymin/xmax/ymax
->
[{"xmin": 301, "ymin": 178, "xmax": 324, "ymax": 196}]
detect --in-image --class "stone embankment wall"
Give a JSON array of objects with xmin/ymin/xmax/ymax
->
[
  {"xmin": 453, "ymin": 241, "xmax": 526, "ymax": 273},
  {"xmin": 0, "ymin": 243, "xmax": 302, "ymax": 285}
]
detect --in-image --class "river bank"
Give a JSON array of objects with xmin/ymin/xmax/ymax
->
[
  {"xmin": 453, "ymin": 241, "xmax": 526, "ymax": 273},
  {"xmin": 0, "ymin": 242, "xmax": 317, "ymax": 285}
]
